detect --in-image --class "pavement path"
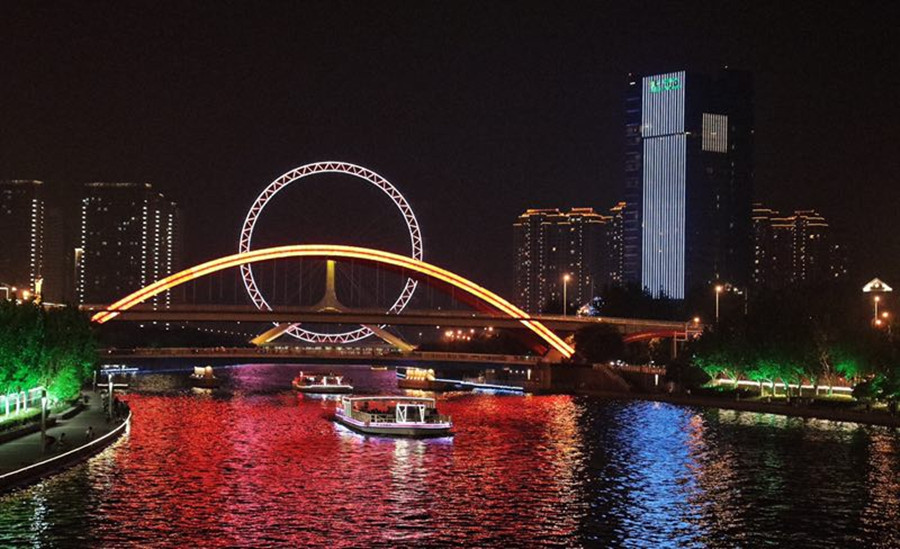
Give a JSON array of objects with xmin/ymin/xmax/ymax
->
[{"xmin": 0, "ymin": 391, "xmax": 123, "ymax": 475}]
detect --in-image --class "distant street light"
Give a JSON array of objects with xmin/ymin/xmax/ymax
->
[
  {"xmin": 714, "ymin": 284, "xmax": 725, "ymax": 323},
  {"xmin": 863, "ymin": 278, "xmax": 893, "ymax": 328},
  {"xmin": 563, "ymin": 274, "xmax": 571, "ymax": 317}
]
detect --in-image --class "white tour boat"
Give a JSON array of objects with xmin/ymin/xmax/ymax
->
[
  {"xmin": 292, "ymin": 371, "xmax": 354, "ymax": 394},
  {"xmin": 334, "ymin": 396, "xmax": 453, "ymax": 437},
  {"xmin": 190, "ymin": 365, "xmax": 220, "ymax": 389}
]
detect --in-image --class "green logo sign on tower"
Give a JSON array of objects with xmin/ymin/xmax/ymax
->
[{"xmin": 649, "ymin": 76, "xmax": 681, "ymax": 93}]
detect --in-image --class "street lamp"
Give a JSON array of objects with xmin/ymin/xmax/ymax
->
[
  {"xmin": 40, "ymin": 389, "xmax": 47, "ymax": 453},
  {"xmin": 714, "ymin": 284, "xmax": 724, "ymax": 323},
  {"xmin": 108, "ymin": 373, "xmax": 114, "ymax": 420},
  {"xmin": 562, "ymin": 274, "xmax": 571, "ymax": 317},
  {"xmin": 874, "ymin": 295, "xmax": 881, "ymax": 323}
]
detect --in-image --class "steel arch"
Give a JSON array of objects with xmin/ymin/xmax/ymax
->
[
  {"xmin": 239, "ymin": 162, "xmax": 423, "ymax": 344},
  {"xmin": 92, "ymin": 245, "xmax": 574, "ymax": 358}
]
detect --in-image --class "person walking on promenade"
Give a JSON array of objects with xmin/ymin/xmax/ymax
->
[
  {"xmin": 58, "ymin": 432, "xmax": 67, "ymax": 450},
  {"xmin": 86, "ymin": 426, "xmax": 94, "ymax": 442}
]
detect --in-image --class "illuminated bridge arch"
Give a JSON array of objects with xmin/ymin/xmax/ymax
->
[{"xmin": 91, "ymin": 245, "xmax": 574, "ymax": 358}]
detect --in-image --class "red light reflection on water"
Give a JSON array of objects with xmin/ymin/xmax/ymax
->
[{"xmin": 105, "ymin": 390, "xmax": 584, "ymax": 547}]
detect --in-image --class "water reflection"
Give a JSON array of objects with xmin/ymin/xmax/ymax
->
[{"xmin": 0, "ymin": 365, "xmax": 898, "ymax": 547}]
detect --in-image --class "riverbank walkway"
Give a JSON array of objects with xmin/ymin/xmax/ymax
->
[
  {"xmin": 0, "ymin": 391, "xmax": 124, "ymax": 478},
  {"xmin": 584, "ymin": 390, "xmax": 900, "ymax": 428}
]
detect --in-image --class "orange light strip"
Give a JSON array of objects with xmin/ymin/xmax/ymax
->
[
  {"xmin": 92, "ymin": 245, "xmax": 575, "ymax": 358},
  {"xmin": 623, "ymin": 330, "xmax": 680, "ymax": 343}
]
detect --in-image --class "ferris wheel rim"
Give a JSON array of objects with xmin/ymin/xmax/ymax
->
[{"xmin": 238, "ymin": 161, "xmax": 423, "ymax": 344}]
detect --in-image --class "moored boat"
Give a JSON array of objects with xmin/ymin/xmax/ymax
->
[
  {"xmin": 190, "ymin": 365, "xmax": 220, "ymax": 389},
  {"xmin": 397, "ymin": 367, "xmax": 468, "ymax": 392},
  {"xmin": 334, "ymin": 396, "xmax": 453, "ymax": 437},
  {"xmin": 292, "ymin": 371, "xmax": 353, "ymax": 394}
]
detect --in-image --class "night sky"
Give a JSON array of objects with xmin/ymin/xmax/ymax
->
[{"xmin": 1, "ymin": 2, "xmax": 898, "ymax": 297}]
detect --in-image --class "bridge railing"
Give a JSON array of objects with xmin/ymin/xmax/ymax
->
[{"xmin": 100, "ymin": 346, "xmax": 542, "ymax": 365}]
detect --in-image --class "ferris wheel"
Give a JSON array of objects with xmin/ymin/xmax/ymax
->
[{"xmin": 238, "ymin": 161, "xmax": 423, "ymax": 344}]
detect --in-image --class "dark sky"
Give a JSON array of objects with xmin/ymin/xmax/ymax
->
[{"xmin": 1, "ymin": 1, "xmax": 898, "ymax": 297}]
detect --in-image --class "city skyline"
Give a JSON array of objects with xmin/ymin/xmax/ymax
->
[
  {"xmin": 1, "ymin": 3, "xmax": 897, "ymax": 298},
  {"xmin": 3, "ymin": 4, "xmax": 900, "ymax": 546}
]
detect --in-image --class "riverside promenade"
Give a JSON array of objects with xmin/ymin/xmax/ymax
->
[
  {"xmin": 581, "ymin": 389, "xmax": 900, "ymax": 428},
  {"xmin": 0, "ymin": 391, "xmax": 130, "ymax": 491}
]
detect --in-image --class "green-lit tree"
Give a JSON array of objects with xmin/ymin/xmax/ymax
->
[{"xmin": 0, "ymin": 301, "xmax": 96, "ymax": 403}]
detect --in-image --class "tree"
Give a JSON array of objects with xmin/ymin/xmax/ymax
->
[
  {"xmin": 0, "ymin": 301, "xmax": 97, "ymax": 403},
  {"xmin": 573, "ymin": 324, "xmax": 625, "ymax": 364}
]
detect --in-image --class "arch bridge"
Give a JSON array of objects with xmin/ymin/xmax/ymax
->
[{"xmin": 91, "ymin": 245, "xmax": 576, "ymax": 359}]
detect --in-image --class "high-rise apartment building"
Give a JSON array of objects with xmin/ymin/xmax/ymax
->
[
  {"xmin": 752, "ymin": 205, "xmax": 842, "ymax": 288},
  {"xmin": 606, "ymin": 202, "xmax": 626, "ymax": 287},
  {"xmin": 0, "ymin": 180, "xmax": 45, "ymax": 297},
  {"xmin": 624, "ymin": 69, "xmax": 754, "ymax": 298},
  {"xmin": 513, "ymin": 207, "xmax": 618, "ymax": 313},
  {"xmin": 77, "ymin": 182, "xmax": 182, "ymax": 306},
  {"xmin": 751, "ymin": 204, "xmax": 785, "ymax": 289}
]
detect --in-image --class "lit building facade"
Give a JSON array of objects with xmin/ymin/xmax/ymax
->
[
  {"xmin": 77, "ymin": 182, "xmax": 182, "ymax": 306},
  {"xmin": 513, "ymin": 207, "xmax": 617, "ymax": 313},
  {"xmin": 606, "ymin": 202, "xmax": 626, "ymax": 287},
  {"xmin": 752, "ymin": 205, "xmax": 843, "ymax": 288},
  {"xmin": 751, "ymin": 204, "xmax": 784, "ymax": 288},
  {"xmin": 624, "ymin": 69, "xmax": 754, "ymax": 298},
  {"xmin": 0, "ymin": 180, "xmax": 45, "ymax": 297}
]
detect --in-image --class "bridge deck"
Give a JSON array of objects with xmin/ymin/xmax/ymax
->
[{"xmin": 82, "ymin": 305, "xmax": 695, "ymax": 334}]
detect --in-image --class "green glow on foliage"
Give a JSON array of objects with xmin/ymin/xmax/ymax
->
[{"xmin": 0, "ymin": 302, "xmax": 96, "ymax": 402}]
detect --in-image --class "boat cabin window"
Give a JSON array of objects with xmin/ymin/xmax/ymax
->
[{"xmin": 395, "ymin": 403, "xmax": 427, "ymax": 423}]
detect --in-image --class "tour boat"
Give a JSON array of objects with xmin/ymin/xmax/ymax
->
[
  {"xmin": 190, "ymin": 365, "xmax": 220, "ymax": 389},
  {"xmin": 333, "ymin": 396, "xmax": 453, "ymax": 437},
  {"xmin": 396, "ymin": 367, "xmax": 468, "ymax": 392},
  {"xmin": 370, "ymin": 366, "xmax": 388, "ymax": 371},
  {"xmin": 292, "ymin": 371, "xmax": 353, "ymax": 394}
]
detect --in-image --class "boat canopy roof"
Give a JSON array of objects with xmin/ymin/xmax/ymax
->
[{"xmin": 342, "ymin": 395, "xmax": 436, "ymax": 405}]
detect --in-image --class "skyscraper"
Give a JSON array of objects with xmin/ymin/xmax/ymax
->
[
  {"xmin": 752, "ymin": 205, "xmax": 841, "ymax": 288},
  {"xmin": 624, "ymin": 69, "xmax": 754, "ymax": 298},
  {"xmin": 0, "ymin": 180, "xmax": 45, "ymax": 296},
  {"xmin": 606, "ymin": 202, "xmax": 627, "ymax": 287},
  {"xmin": 513, "ymin": 207, "xmax": 613, "ymax": 313},
  {"xmin": 77, "ymin": 182, "xmax": 182, "ymax": 306},
  {"xmin": 751, "ymin": 204, "xmax": 785, "ymax": 288}
]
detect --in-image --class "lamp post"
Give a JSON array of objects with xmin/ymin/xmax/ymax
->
[
  {"xmin": 874, "ymin": 295, "xmax": 881, "ymax": 323},
  {"xmin": 715, "ymin": 284, "xmax": 724, "ymax": 324},
  {"xmin": 40, "ymin": 389, "xmax": 47, "ymax": 453},
  {"xmin": 108, "ymin": 373, "xmax": 114, "ymax": 420},
  {"xmin": 563, "ymin": 274, "xmax": 571, "ymax": 317}
]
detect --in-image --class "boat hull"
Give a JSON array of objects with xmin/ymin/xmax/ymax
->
[
  {"xmin": 294, "ymin": 383, "xmax": 353, "ymax": 394},
  {"xmin": 333, "ymin": 413, "xmax": 452, "ymax": 438},
  {"xmin": 294, "ymin": 385, "xmax": 353, "ymax": 395},
  {"xmin": 190, "ymin": 377, "xmax": 220, "ymax": 389},
  {"xmin": 398, "ymin": 378, "xmax": 469, "ymax": 392}
]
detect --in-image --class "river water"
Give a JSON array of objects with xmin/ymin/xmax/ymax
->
[{"xmin": 0, "ymin": 364, "xmax": 898, "ymax": 548}]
